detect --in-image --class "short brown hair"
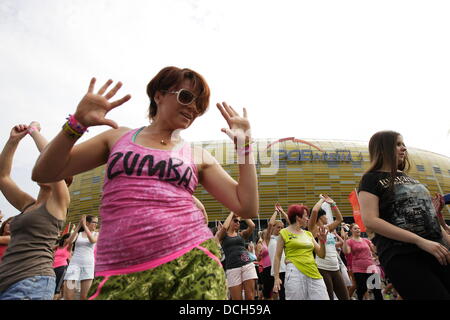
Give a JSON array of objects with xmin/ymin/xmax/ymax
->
[{"xmin": 146, "ymin": 66, "xmax": 210, "ymax": 119}]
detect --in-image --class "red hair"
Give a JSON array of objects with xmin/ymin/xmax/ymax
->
[{"xmin": 287, "ymin": 204, "xmax": 309, "ymax": 224}]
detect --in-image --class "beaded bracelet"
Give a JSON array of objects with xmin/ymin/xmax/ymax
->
[
  {"xmin": 67, "ymin": 114, "xmax": 88, "ymax": 135},
  {"xmin": 62, "ymin": 121, "xmax": 83, "ymax": 139}
]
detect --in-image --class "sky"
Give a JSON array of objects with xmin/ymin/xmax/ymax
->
[{"xmin": 0, "ymin": 0, "xmax": 449, "ymax": 220}]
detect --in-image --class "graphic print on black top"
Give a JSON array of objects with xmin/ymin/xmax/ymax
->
[
  {"xmin": 385, "ymin": 177, "xmax": 442, "ymax": 240},
  {"xmin": 107, "ymin": 151, "xmax": 193, "ymax": 189}
]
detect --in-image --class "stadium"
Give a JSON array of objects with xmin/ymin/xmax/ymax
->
[{"xmin": 66, "ymin": 137, "xmax": 450, "ymax": 228}]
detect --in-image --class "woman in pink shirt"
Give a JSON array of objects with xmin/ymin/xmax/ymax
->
[
  {"xmin": 256, "ymin": 229, "xmax": 273, "ymax": 300},
  {"xmin": 52, "ymin": 233, "xmax": 72, "ymax": 300},
  {"xmin": 32, "ymin": 67, "xmax": 258, "ymax": 300},
  {"xmin": 343, "ymin": 223, "xmax": 383, "ymax": 300}
]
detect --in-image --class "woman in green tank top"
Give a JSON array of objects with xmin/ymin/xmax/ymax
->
[{"xmin": 273, "ymin": 204, "xmax": 330, "ymax": 300}]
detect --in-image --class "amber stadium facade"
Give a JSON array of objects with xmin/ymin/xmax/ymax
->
[{"xmin": 66, "ymin": 137, "xmax": 450, "ymax": 228}]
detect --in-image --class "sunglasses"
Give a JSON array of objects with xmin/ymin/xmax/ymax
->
[
  {"xmin": 233, "ymin": 219, "xmax": 240, "ymax": 223},
  {"xmin": 163, "ymin": 89, "xmax": 197, "ymax": 106}
]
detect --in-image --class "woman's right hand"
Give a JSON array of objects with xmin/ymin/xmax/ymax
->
[
  {"xmin": 73, "ymin": 78, "xmax": 131, "ymax": 129},
  {"xmin": 416, "ymin": 238, "xmax": 450, "ymax": 265},
  {"xmin": 9, "ymin": 124, "xmax": 28, "ymax": 142}
]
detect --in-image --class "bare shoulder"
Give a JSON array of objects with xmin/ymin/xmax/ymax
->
[
  {"xmin": 104, "ymin": 126, "xmax": 133, "ymax": 149},
  {"xmin": 192, "ymin": 146, "xmax": 219, "ymax": 172}
]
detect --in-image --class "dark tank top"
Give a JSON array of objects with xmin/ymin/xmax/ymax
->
[
  {"xmin": 0, "ymin": 203, "xmax": 64, "ymax": 293},
  {"xmin": 221, "ymin": 233, "xmax": 252, "ymax": 270}
]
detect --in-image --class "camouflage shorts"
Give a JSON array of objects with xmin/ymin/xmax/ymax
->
[{"xmin": 88, "ymin": 239, "xmax": 227, "ymax": 300}]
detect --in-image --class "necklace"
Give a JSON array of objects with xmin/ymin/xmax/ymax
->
[{"xmin": 160, "ymin": 139, "xmax": 167, "ymax": 145}]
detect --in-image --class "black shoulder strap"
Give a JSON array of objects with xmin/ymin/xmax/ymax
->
[{"xmin": 20, "ymin": 202, "xmax": 36, "ymax": 214}]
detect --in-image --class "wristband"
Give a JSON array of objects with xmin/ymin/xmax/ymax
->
[
  {"xmin": 62, "ymin": 121, "xmax": 83, "ymax": 139},
  {"xmin": 67, "ymin": 114, "xmax": 89, "ymax": 135},
  {"xmin": 330, "ymin": 202, "xmax": 337, "ymax": 207},
  {"xmin": 236, "ymin": 144, "xmax": 253, "ymax": 157},
  {"xmin": 234, "ymin": 139, "xmax": 253, "ymax": 150},
  {"xmin": 27, "ymin": 126, "xmax": 37, "ymax": 135}
]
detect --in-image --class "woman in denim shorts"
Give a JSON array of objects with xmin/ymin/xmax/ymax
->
[{"xmin": 0, "ymin": 122, "xmax": 71, "ymax": 300}]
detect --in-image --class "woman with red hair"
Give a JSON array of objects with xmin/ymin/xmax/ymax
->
[{"xmin": 272, "ymin": 204, "xmax": 329, "ymax": 300}]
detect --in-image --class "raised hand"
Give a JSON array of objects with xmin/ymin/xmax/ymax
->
[
  {"xmin": 216, "ymin": 102, "xmax": 251, "ymax": 144},
  {"xmin": 318, "ymin": 226, "xmax": 329, "ymax": 244},
  {"xmin": 74, "ymin": 78, "xmax": 131, "ymax": 129},
  {"xmin": 28, "ymin": 121, "xmax": 41, "ymax": 132},
  {"xmin": 10, "ymin": 124, "xmax": 28, "ymax": 142},
  {"xmin": 320, "ymin": 194, "xmax": 335, "ymax": 204}
]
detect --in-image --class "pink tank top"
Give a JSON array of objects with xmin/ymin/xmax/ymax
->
[
  {"xmin": 94, "ymin": 128, "xmax": 213, "ymax": 276},
  {"xmin": 259, "ymin": 241, "xmax": 271, "ymax": 268},
  {"xmin": 53, "ymin": 246, "xmax": 71, "ymax": 268}
]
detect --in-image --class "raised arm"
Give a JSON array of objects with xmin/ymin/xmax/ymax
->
[
  {"xmin": 275, "ymin": 203, "xmax": 290, "ymax": 224},
  {"xmin": 241, "ymin": 218, "xmax": 255, "ymax": 240},
  {"xmin": 66, "ymin": 220, "xmax": 82, "ymax": 245},
  {"xmin": 199, "ymin": 103, "xmax": 258, "ymax": 219},
  {"xmin": 81, "ymin": 216, "xmax": 98, "ymax": 244},
  {"xmin": 26, "ymin": 122, "xmax": 71, "ymax": 219},
  {"xmin": 323, "ymin": 195, "xmax": 344, "ymax": 232},
  {"xmin": 215, "ymin": 212, "xmax": 234, "ymax": 243},
  {"xmin": 32, "ymin": 78, "xmax": 131, "ymax": 183},
  {"xmin": 359, "ymin": 190, "xmax": 450, "ymax": 265},
  {"xmin": 308, "ymin": 197, "xmax": 324, "ymax": 235},
  {"xmin": 268, "ymin": 208, "xmax": 278, "ymax": 228},
  {"xmin": 0, "ymin": 124, "xmax": 36, "ymax": 211}
]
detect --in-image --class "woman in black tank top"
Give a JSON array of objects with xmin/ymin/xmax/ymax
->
[{"xmin": 216, "ymin": 212, "xmax": 257, "ymax": 300}]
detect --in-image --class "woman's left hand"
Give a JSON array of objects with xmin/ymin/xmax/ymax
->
[{"xmin": 216, "ymin": 102, "xmax": 251, "ymax": 144}]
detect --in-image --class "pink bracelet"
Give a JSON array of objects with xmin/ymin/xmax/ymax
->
[
  {"xmin": 27, "ymin": 126, "xmax": 37, "ymax": 135},
  {"xmin": 67, "ymin": 114, "xmax": 89, "ymax": 134},
  {"xmin": 236, "ymin": 144, "xmax": 253, "ymax": 157}
]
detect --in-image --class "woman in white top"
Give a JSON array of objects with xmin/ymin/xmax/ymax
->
[
  {"xmin": 267, "ymin": 203, "xmax": 290, "ymax": 300},
  {"xmin": 308, "ymin": 194, "xmax": 349, "ymax": 300},
  {"xmin": 64, "ymin": 215, "xmax": 98, "ymax": 300}
]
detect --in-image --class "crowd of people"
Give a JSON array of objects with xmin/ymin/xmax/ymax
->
[{"xmin": 0, "ymin": 66, "xmax": 449, "ymax": 300}]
